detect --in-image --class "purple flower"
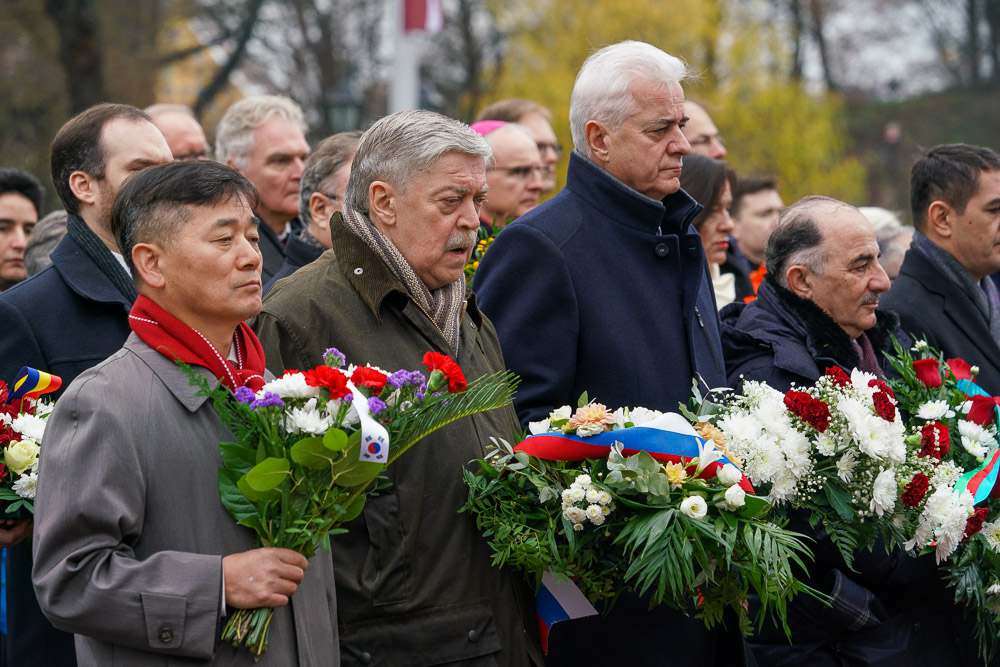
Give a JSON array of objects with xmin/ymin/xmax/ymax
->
[
  {"xmin": 343, "ymin": 393, "xmax": 353, "ymax": 403},
  {"xmin": 415, "ymin": 392, "xmax": 425, "ymax": 402},
  {"xmin": 250, "ymin": 392, "xmax": 285, "ymax": 410},
  {"xmin": 368, "ymin": 396, "xmax": 387, "ymax": 414},
  {"xmin": 387, "ymin": 370, "xmax": 410, "ymax": 389},
  {"xmin": 323, "ymin": 348, "xmax": 346, "ymax": 368},
  {"xmin": 233, "ymin": 386, "xmax": 255, "ymax": 404}
]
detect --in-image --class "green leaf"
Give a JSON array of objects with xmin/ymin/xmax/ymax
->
[
  {"xmin": 736, "ymin": 494, "xmax": 771, "ymax": 520},
  {"xmin": 218, "ymin": 467, "xmax": 260, "ymax": 521},
  {"xmin": 290, "ymin": 437, "xmax": 336, "ymax": 469},
  {"xmin": 323, "ymin": 428, "xmax": 349, "ymax": 452},
  {"xmin": 339, "ymin": 494, "xmax": 366, "ymax": 523},
  {"xmin": 220, "ymin": 441, "xmax": 257, "ymax": 473},
  {"xmin": 823, "ymin": 483, "xmax": 854, "ymax": 522},
  {"xmin": 244, "ymin": 457, "xmax": 291, "ymax": 492},
  {"xmin": 237, "ymin": 472, "xmax": 280, "ymax": 502},
  {"xmin": 334, "ymin": 433, "xmax": 385, "ymax": 487},
  {"xmin": 577, "ymin": 392, "xmax": 589, "ymax": 408}
]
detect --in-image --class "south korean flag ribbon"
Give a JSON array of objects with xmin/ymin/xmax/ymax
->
[{"xmin": 349, "ymin": 381, "xmax": 390, "ymax": 463}]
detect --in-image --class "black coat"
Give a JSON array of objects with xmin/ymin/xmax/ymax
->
[
  {"xmin": 263, "ymin": 229, "xmax": 325, "ymax": 294},
  {"xmin": 0, "ymin": 232, "xmax": 135, "ymax": 667},
  {"xmin": 882, "ymin": 248, "xmax": 1000, "ymax": 396},
  {"xmin": 473, "ymin": 151, "xmax": 727, "ymax": 428},
  {"xmin": 721, "ymin": 277, "xmax": 982, "ymax": 666}
]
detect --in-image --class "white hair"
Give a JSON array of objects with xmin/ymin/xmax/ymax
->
[
  {"xmin": 569, "ymin": 41, "xmax": 690, "ymax": 157},
  {"xmin": 345, "ymin": 110, "xmax": 492, "ymax": 215},
  {"xmin": 215, "ymin": 95, "xmax": 306, "ymax": 171}
]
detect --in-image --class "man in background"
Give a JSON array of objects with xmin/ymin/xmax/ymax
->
[
  {"xmin": 471, "ymin": 121, "xmax": 544, "ymax": 231},
  {"xmin": 145, "ymin": 103, "xmax": 209, "ymax": 161},
  {"xmin": 683, "ymin": 100, "xmax": 727, "ymax": 160},
  {"xmin": 477, "ymin": 98, "xmax": 561, "ymax": 192},
  {"xmin": 216, "ymin": 95, "xmax": 310, "ymax": 284}
]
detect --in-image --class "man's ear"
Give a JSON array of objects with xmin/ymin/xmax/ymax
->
[
  {"xmin": 68, "ymin": 170, "xmax": 98, "ymax": 206},
  {"xmin": 926, "ymin": 200, "xmax": 954, "ymax": 240},
  {"xmin": 585, "ymin": 120, "xmax": 611, "ymax": 166},
  {"xmin": 368, "ymin": 181, "xmax": 396, "ymax": 228},
  {"xmin": 309, "ymin": 192, "xmax": 333, "ymax": 231},
  {"xmin": 785, "ymin": 265, "xmax": 812, "ymax": 299},
  {"xmin": 132, "ymin": 243, "xmax": 165, "ymax": 289}
]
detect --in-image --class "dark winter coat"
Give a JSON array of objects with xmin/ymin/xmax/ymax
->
[
  {"xmin": 263, "ymin": 229, "xmax": 325, "ymax": 294},
  {"xmin": 882, "ymin": 248, "xmax": 1000, "ymax": 396},
  {"xmin": 252, "ymin": 215, "xmax": 542, "ymax": 667},
  {"xmin": 473, "ymin": 151, "xmax": 727, "ymax": 428}
]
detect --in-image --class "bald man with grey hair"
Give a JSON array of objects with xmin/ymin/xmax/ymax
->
[
  {"xmin": 144, "ymin": 103, "xmax": 208, "ymax": 160},
  {"xmin": 253, "ymin": 109, "xmax": 541, "ymax": 666}
]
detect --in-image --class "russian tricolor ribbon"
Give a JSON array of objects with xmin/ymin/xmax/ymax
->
[
  {"xmin": 954, "ymin": 379, "xmax": 1000, "ymax": 503},
  {"xmin": 514, "ymin": 412, "xmax": 753, "ymax": 493},
  {"xmin": 9, "ymin": 367, "xmax": 62, "ymax": 401},
  {"xmin": 534, "ymin": 572, "xmax": 598, "ymax": 654}
]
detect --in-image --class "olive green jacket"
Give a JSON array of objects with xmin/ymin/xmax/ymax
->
[{"xmin": 252, "ymin": 217, "xmax": 542, "ymax": 667}]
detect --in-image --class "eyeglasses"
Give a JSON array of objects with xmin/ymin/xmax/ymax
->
[
  {"xmin": 488, "ymin": 165, "xmax": 547, "ymax": 180},
  {"xmin": 536, "ymin": 142, "xmax": 563, "ymax": 158}
]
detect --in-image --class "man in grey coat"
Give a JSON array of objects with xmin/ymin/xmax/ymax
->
[{"xmin": 32, "ymin": 160, "xmax": 338, "ymax": 665}]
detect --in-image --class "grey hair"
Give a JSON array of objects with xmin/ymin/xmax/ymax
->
[
  {"xmin": 345, "ymin": 110, "xmax": 492, "ymax": 215},
  {"xmin": 215, "ymin": 95, "xmax": 306, "ymax": 171},
  {"xmin": 569, "ymin": 40, "xmax": 690, "ymax": 157},
  {"xmin": 765, "ymin": 195, "xmax": 860, "ymax": 287},
  {"xmin": 299, "ymin": 131, "xmax": 362, "ymax": 225}
]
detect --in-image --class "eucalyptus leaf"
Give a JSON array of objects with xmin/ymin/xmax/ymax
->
[
  {"xmin": 219, "ymin": 468, "xmax": 259, "ymax": 521},
  {"xmin": 323, "ymin": 428, "xmax": 349, "ymax": 452},
  {"xmin": 290, "ymin": 437, "xmax": 336, "ymax": 469},
  {"xmin": 220, "ymin": 441, "xmax": 257, "ymax": 473},
  {"xmin": 245, "ymin": 457, "xmax": 291, "ymax": 492}
]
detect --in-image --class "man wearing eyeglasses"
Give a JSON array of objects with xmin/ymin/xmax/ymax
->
[
  {"xmin": 476, "ymin": 99, "xmax": 562, "ymax": 193},
  {"xmin": 472, "ymin": 122, "xmax": 544, "ymax": 232},
  {"xmin": 265, "ymin": 131, "xmax": 361, "ymax": 293},
  {"xmin": 683, "ymin": 100, "xmax": 727, "ymax": 160}
]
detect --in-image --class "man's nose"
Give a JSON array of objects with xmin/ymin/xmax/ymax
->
[{"xmin": 871, "ymin": 263, "xmax": 891, "ymax": 294}]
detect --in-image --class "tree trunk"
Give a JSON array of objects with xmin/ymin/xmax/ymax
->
[
  {"xmin": 43, "ymin": 0, "xmax": 106, "ymax": 114},
  {"xmin": 193, "ymin": 0, "xmax": 267, "ymax": 118}
]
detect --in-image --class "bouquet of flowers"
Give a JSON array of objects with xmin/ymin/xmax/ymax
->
[
  {"xmin": 885, "ymin": 338, "xmax": 1000, "ymax": 658},
  {"xmin": 462, "ymin": 396, "xmax": 816, "ymax": 642},
  {"xmin": 689, "ymin": 368, "xmax": 910, "ymax": 569},
  {"xmin": 190, "ymin": 348, "xmax": 517, "ymax": 660},
  {"xmin": 0, "ymin": 368, "xmax": 61, "ymax": 517}
]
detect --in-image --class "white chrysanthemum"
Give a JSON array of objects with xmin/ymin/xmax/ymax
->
[
  {"xmin": 981, "ymin": 520, "xmax": 1000, "ymax": 553},
  {"xmin": 724, "ymin": 484, "xmax": 746, "ymax": 509},
  {"xmin": 585, "ymin": 485, "xmax": 602, "ymax": 504},
  {"xmin": 850, "ymin": 369, "xmax": 878, "ymax": 396},
  {"xmin": 958, "ymin": 420, "xmax": 996, "ymax": 460},
  {"xmin": 574, "ymin": 474, "xmax": 592, "ymax": 488},
  {"xmin": 573, "ymin": 523, "xmax": 584, "ymax": 531},
  {"xmin": 717, "ymin": 412, "xmax": 762, "ymax": 444},
  {"xmin": 916, "ymin": 400, "xmax": 955, "ymax": 421},
  {"xmin": 0, "ymin": 413, "xmax": 10, "ymax": 427},
  {"xmin": 852, "ymin": 415, "xmax": 891, "ymax": 460},
  {"xmin": 931, "ymin": 461, "xmax": 963, "ymax": 488},
  {"xmin": 838, "ymin": 396, "xmax": 872, "ymax": 429},
  {"xmin": 716, "ymin": 464, "xmax": 743, "ymax": 487},
  {"xmin": 259, "ymin": 372, "xmax": 319, "ymax": 399},
  {"xmin": 549, "ymin": 406, "xmax": 572, "ymax": 421},
  {"xmin": 585, "ymin": 504, "xmax": 604, "ymax": 524},
  {"xmin": 611, "ymin": 407, "xmax": 627, "ymax": 429},
  {"xmin": 815, "ymin": 432, "xmax": 838, "ymax": 456},
  {"xmin": 285, "ymin": 399, "xmax": 333, "ymax": 435},
  {"xmin": 597, "ymin": 490, "xmax": 612, "ymax": 505},
  {"xmin": 34, "ymin": 401, "xmax": 54, "ymax": 417},
  {"xmin": 527, "ymin": 419, "xmax": 551, "ymax": 435},
  {"xmin": 836, "ymin": 450, "xmax": 859, "ymax": 483},
  {"xmin": 870, "ymin": 468, "xmax": 897, "ymax": 517},
  {"xmin": 768, "ymin": 472, "xmax": 798, "ymax": 503},
  {"xmin": 566, "ymin": 487, "xmax": 585, "ymax": 503},
  {"xmin": 911, "ymin": 487, "xmax": 975, "ymax": 563},
  {"xmin": 680, "ymin": 495, "xmax": 708, "ymax": 520},
  {"xmin": 10, "ymin": 413, "xmax": 46, "ymax": 442},
  {"xmin": 563, "ymin": 506, "xmax": 587, "ymax": 523},
  {"xmin": 962, "ymin": 401, "xmax": 973, "ymax": 414},
  {"xmin": 12, "ymin": 471, "xmax": 36, "ymax": 499},
  {"xmin": 627, "ymin": 406, "xmax": 661, "ymax": 426}
]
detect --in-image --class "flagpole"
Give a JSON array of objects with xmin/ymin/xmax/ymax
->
[{"xmin": 389, "ymin": 0, "xmax": 421, "ymax": 113}]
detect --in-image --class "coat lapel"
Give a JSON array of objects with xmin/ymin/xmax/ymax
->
[{"xmin": 124, "ymin": 334, "xmax": 212, "ymax": 413}]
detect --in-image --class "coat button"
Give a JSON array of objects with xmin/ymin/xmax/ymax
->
[
  {"xmin": 158, "ymin": 626, "xmax": 173, "ymax": 643},
  {"xmin": 468, "ymin": 629, "xmax": 480, "ymax": 642},
  {"xmin": 359, "ymin": 652, "xmax": 372, "ymax": 664},
  {"xmin": 354, "ymin": 267, "xmax": 364, "ymax": 275},
  {"xmin": 654, "ymin": 243, "xmax": 669, "ymax": 257},
  {"xmin": 470, "ymin": 321, "xmax": 477, "ymax": 330}
]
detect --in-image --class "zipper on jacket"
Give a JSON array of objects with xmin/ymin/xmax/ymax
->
[{"xmin": 694, "ymin": 306, "xmax": 724, "ymax": 375}]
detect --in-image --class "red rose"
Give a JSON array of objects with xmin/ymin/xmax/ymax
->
[
  {"xmin": 967, "ymin": 395, "xmax": 999, "ymax": 426},
  {"xmin": 947, "ymin": 358, "xmax": 973, "ymax": 381},
  {"xmin": 872, "ymin": 391, "xmax": 896, "ymax": 422},
  {"xmin": 422, "ymin": 352, "xmax": 467, "ymax": 393},
  {"xmin": 901, "ymin": 473, "xmax": 930, "ymax": 507},
  {"xmin": 304, "ymin": 365, "xmax": 351, "ymax": 399},
  {"xmin": 918, "ymin": 422, "xmax": 950, "ymax": 461},
  {"xmin": 963, "ymin": 507, "xmax": 990, "ymax": 541},
  {"xmin": 825, "ymin": 367, "xmax": 851, "ymax": 387},
  {"xmin": 913, "ymin": 358, "xmax": 942, "ymax": 388},
  {"xmin": 351, "ymin": 367, "xmax": 388, "ymax": 394}
]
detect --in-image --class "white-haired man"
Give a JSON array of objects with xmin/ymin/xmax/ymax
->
[
  {"xmin": 253, "ymin": 110, "xmax": 541, "ymax": 666},
  {"xmin": 216, "ymin": 95, "xmax": 310, "ymax": 283},
  {"xmin": 473, "ymin": 41, "xmax": 736, "ymax": 664}
]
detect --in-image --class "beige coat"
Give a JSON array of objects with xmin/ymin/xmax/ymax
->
[{"xmin": 32, "ymin": 334, "xmax": 339, "ymax": 666}]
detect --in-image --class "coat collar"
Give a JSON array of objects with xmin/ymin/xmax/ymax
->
[
  {"xmin": 123, "ymin": 333, "xmax": 212, "ymax": 413},
  {"xmin": 564, "ymin": 151, "xmax": 702, "ymax": 235},
  {"xmin": 284, "ymin": 229, "xmax": 326, "ymax": 268},
  {"xmin": 328, "ymin": 212, "xmax": 483, "ymax": 329},
  {"xmin": 51, "ymin": 234, "xmax": 133, "ymax": 309}
]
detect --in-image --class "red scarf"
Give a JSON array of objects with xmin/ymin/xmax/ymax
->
[{"xmin": 128, "ymin": 295, "xmax": 266, "ymax": 392}]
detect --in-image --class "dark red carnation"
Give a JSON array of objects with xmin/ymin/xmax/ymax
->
[
  {"xmin": 0, "ymin": 380, "xmax": 7, "ymax": 404},
  {"xmin": 868, "ymin": 379, "xmax": 895, "ymax": 400},
  {"xmin": 918, "ymin": 422, "xmax": 950, "ymax": 461},
  {"xmin": 967, "ymin": 395, "xmax": 999, "ymax": 426},
  {"xmin": 422, "ymin": 352, "xmax": 467, "ymax": 393},
  {"xmin": 825, "ymin": 366, "xmax": 851, "ymax": 387},
  {"xmin": 783, "ymin": 390, "xmax": 811, "ymax": 413},
  {"xmin": 0, "ymin": 464, "xmax": 7, "ymax": 483},
  {"xmin": 872, "ymin": 391, "xmax": 897, "ymax": 422},
  {"xmin": 304, "ymin": 365, "xmax": 351, "ymax": 399},
  {"xmin": 351, "ymin": 367, "xmax": 388, "ymax": 394},
  {"xmin": 947, "ymin": 358, "xmax": 973, "ymax": 382},
  {"xmin": 913, "ymin": 358, "xmax": 942, "ymax": 388},
  {"xmin": 784, "ymin": 391, "xmax": 830, "ymax": 432},
  {"xmin": 963, "ymin": 507, "xmax": 990, "ymax": 541},
  {"xmin": 281, "ymin": 369, "xmax": 301, "ymax": 378},
  {"xmin": 901, "ymin": 473, "xmax": 930, "ymax": 507}
]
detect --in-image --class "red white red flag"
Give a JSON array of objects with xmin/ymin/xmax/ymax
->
[{"xmin": 404, "ymin": 0, "xmax": 444, "ymax": 33}]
